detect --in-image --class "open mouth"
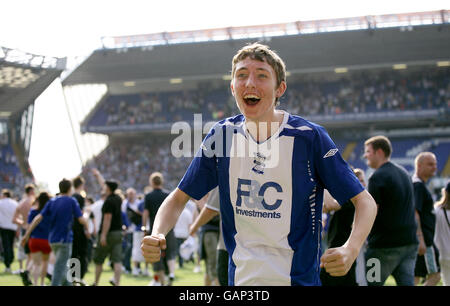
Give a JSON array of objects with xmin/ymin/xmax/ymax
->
[{"xmin": 244, "ymin": 94, "xmax": 261, "ymax": 106}]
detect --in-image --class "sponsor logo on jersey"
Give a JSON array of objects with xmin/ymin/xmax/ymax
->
[{"xmin": 235, "ymin": 178, "xmax": 282, "ymax": 219}]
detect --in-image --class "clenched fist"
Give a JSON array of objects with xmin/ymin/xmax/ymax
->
[
  {"xmin": 141, "ymin": 233, "xmax": 167, "ymax": 263},
  {"xmin": 320, "ymin": 246, "xmax": 358, "ymax": 277}
]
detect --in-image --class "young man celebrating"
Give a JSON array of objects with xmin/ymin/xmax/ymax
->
[{"xmin": 141, "ymin": 43, "xmax": 377, "ymax": 286}]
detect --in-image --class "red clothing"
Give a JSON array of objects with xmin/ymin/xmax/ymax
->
[{"xmin": 28, "ymin": 238, "xmax": 51, "ymax": 254}]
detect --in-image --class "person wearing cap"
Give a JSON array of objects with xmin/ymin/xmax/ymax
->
[
  {"xmin": 434, "ymin": 181, "xmax": 450, "ymax": 286},
  {"xmin": 92, "ymin": 180, "xmax": 123, "ymax": 286}
]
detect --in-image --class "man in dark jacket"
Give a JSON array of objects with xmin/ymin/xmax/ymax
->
[
  {"xmin": 364, "ymin": 135, "xmax": 418, "ymax": 286},
  {"xmin": 413, "ymin": 152, "xmax": 440, "ymax": 286}
]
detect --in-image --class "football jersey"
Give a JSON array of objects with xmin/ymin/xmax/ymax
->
[{"xmin": 178, "ymin": 111, "xmax": 363, "ymax": 286}]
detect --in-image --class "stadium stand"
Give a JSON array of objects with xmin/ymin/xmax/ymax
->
[
  {"xmin": 58, "ymin": 11, "xmax": 450, "ymax": 200},
  {"xmin": 0, "ymin": 46, "xmax": 65, "ymax": 197},
  {"xmin": 0, "ymin": 143, "xmax": 22, "ymax": 191},
  {"xmin": 80, "ymin": 136, "xmax": 192, "ymax": 196},
  {"xmin": 83, "ymin": 66, "xmax": 449, "ymax": 130},
  {"xmin": 346, "ymin": 137, "xmax": 450, "ymax": 174}
]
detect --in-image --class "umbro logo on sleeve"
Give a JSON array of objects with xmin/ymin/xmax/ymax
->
[{"xmin": 323, "ymin": 149, "xmax": 338, "ymax": 158}]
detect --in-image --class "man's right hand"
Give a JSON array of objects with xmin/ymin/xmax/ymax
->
[{"xmin": 141, "ymin": 234, "xmax": 166, "ymax": 263}]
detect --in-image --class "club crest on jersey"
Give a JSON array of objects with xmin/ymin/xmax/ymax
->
[
  {"xmin": 323, "ymin": 149, "xmax": 338, "ymax": 158},
  {"xmin": 252, "ymin": 152, "xmax": 266, "ymax": 175}
]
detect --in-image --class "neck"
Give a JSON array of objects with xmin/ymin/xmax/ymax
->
[
  {"xmin": 416, "ymin": 173, "xmax": 428, "ymax": 183},
  {"xmin": 376, "ymin": 159, "xmax": 389, "ymax": 169},
  {"xmin": 246, "ymin": 110, "xmax": 284, "ymax": 142}
]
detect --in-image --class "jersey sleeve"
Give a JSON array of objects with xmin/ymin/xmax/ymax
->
[
  {"xmin": 121, "ymin": 212, "xmax": 130, "ymax": 227},
  {"xmin": 313, "ymin": 125, "xmax": 364, "ymax": 205},
  {"xmin": 144, "ymin": 194, "xmax": 151, "ymax": 212},
  {"xmin": 413, "ymin": 183, "xmax": 424, "ymax": 213},
  {"xmin": 138, "ymin": 200, "xmax": 145, "ymax": 212},
  {"xmin": 72, "ymin": 198, "xmax": 83, "ymax": 218},
  {"xmin": 178, "ymin": 124, "xmax": 220, "ymax": 200},
  {"xmin": 102, "ymin": 200, "xmax": 113, "ymax": 214}
]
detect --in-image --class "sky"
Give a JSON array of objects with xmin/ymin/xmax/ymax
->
[{"xmin": 1, "ymin": 0, "xmax": 448, "ymax": 193}]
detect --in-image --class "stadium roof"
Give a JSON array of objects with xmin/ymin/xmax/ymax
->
[
  {"xmin": 0, "ymin": 47, "xmax": 66, "ymax": 119},
  {"xmin": 63, "ymin": 10, "xmax": 450, "ymax": 93}
]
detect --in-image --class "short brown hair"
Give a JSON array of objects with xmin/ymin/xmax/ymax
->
[
  {"xmin": 231, "ymin": 43, "xmax": 286, "ymax": 90},
  {"xmin": 25, "ymin": 184, "xmax": 35, "ymax": 195},
  {"xmin": 72, "ymin": 176, "xmax": 85, "ymax": 189},
  {"xmin": 150, "ymin": 172, "xmax": 164, "ymax": 187},
  {"xmin": 59, "ymin": 179, "xmax": 72, "ymax": 194},
  {"xmin": 364, "ymin": 135, "xmax": 392, "ymax": 158}
]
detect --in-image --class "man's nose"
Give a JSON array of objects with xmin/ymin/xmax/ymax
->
[{"xmin": 245, "ymin": 73, "xmax": 257, "ymax": 88}]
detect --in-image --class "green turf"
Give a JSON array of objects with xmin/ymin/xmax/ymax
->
[
  {"xmin": 0, "ymin": 259, "xmax": 204, "ymax": 286},
  {"xmin": 0, "ymin": 256, "xmax": 442, "ymax": 286}
]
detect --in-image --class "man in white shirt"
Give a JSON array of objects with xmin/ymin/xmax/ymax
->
[
  {"xmin": 123, "ymin": 188, "xmax": 147, "ymax": 276},
  {"xmin": 173, "ymin": 200, "xmax": 195, "ymax": 268},
  {"xmin": 90, "ymin": 194, "xmax": 105, "ymax": 234},
  {"xmin": 0, "ymin": 189, "xmax": 18, "ymax": 273}
]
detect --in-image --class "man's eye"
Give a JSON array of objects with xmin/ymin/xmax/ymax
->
[{"xmin": 259, "ymin": 74, "xmax": 267, "ymax": 78}]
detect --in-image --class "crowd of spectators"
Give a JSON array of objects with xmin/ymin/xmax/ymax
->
[
  {"xmin": 283, "ymin": 68, "xmax": 449, "ymax": 116},
  {"xmin": 102, "ymin": 89, "xmax": 237, "ymax": 127},
  {"xmin": 91, "ymin": 67, "xmax": 449, "ymax": 128},
  {"xmin": 0, "ymin": 144, "xmax": 32, "ymax": 199},
  {"xmin": 81, "ymin": 137, "xmax": 192, "ymax": 198},
  {"xmin": 80, "ymin": 67, "xmax": 450, "ymax": 199}
]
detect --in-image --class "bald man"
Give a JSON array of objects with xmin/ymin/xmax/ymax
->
[{"xmin": 413, "ymin": 152, "xmax": 440, "ymax": 286}]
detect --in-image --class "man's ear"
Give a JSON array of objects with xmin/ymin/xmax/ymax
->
[
  {"xmin": 230, "ymin": 81, "xmax": 235, "ymax": 97},
  {"xmin": 375, "ymin": 148, "xmax": 385, "ymax": 159},
  {"xmin": 276, "ymin": 81, "xmax": 287, "ymax": 99}
]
